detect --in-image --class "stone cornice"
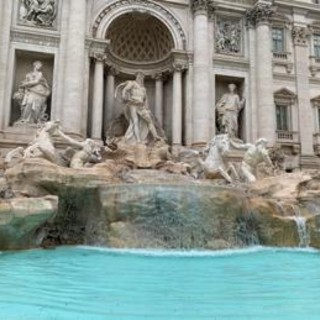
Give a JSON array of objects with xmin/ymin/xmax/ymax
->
[
  {"xmin": 88, "ymin": 38, "xmax": 110, "ymax": 57},
  {"xmin": 10, "ymin": 29, "xmax": 60, "ymax": 47},
  {"xmin": 213, "ymin": 55, "xmax": 250, "ymax": 69}
]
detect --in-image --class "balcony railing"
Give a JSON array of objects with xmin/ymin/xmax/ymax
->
[
  {"xmin": 273, "ymin": 52, "xmax": 289, "ymax": 60},
  {"xmin": 277, "ymin": 130, "xmax": 298, "ymax": 141}
]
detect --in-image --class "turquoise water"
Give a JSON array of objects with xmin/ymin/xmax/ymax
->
[{"xmin": 0, "ymin": 247, "xmax": 320, "ymax": 319}]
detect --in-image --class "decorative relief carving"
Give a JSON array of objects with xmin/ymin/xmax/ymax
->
[
  {"xmin": 292, "ymin": 26, "xmax": 311, "ymax": 46},
  {"xmin": 246, "ymin": 2, "xmax": 274, "ymax": 27},
  {"xmin": 216, "ymin": 18, "xmax": 242, "ymax": 55},
  {"xmin": 18, "ymin": 0, "xmax": 58, "ymax": 28}
]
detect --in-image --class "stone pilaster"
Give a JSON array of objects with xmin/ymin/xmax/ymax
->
[
  {"xmin": 246, "ymin": 0, "xmax": 275, "ymax": 145},
  {"xmin": 184, "ymin": 53, "xmax": 194, "ymax": 146},
  {"xmin": 0, "ymin": 0, "xmax": 13, "ymax": 130},
  {"xmin": 62, "ymin": 0, "xmax": 87, "ymax": 136},
  {"xmin": 153, "ymin": 73, "xmax": 164, "ymax": 127},
  {"xmin": 91, "ymin": 53, "xmax": 107, "ymax": 140},
  {"xmin": 247, "ymin": 20, "xmax": 258, "ymax": 142},
  {"xmin": 191, "ymin": 0, "xmax": 213, "ymax": 146},
  {"xmin": 292, "ymin": 26, "xmax": 314, "ymax": 156}
]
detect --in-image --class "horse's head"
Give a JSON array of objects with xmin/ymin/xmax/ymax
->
[{"xmin": 214, "ymin": 134, "xmax": 230, "ymax": 155}]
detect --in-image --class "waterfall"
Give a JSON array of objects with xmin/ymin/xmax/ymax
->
[{"xmin": 291, "ymin": 205, "xmax": 310, "ymax": 248}]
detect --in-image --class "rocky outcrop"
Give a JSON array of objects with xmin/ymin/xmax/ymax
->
[
  {"xmin": 3, "ymin": 159, "xmax": 320, "ymax": 250},
  {"xmin": 0, "ymin": 196, "xmax": 58, "ymax": 250}
]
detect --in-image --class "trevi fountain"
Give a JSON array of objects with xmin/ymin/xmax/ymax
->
[{"xmin": 1, "ymin": 0, "xmax": 320, "ymax": 319}]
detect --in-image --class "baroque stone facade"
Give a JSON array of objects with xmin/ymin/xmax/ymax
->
[{"xmin": 1, "ymin": 0, "xmax": 320, "ymax": 169}]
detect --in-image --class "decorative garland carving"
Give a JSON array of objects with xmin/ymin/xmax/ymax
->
[
  {"xmin": 292, "ymin": 26, "xmax": 311, "ymax": 46},
  {"xmin": 92, "ymin": 0, "xmax": 186, "ymax": 49}
]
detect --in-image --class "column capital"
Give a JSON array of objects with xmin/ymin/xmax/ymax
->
[
  {"xmin": 245, "ymin": 1, "xmax": 274, "ymax": 28},
  {"xmin": 172, "ymin": 62, "xmax": 188, "ymax": 73},
  {"xmin": 292, "ymin": 26, "xmax": 311, "ymax": 47},
  {"xmin": 91, "ymin": 52, "xmax": 107, "ymax": 63},
  {"xmin": 190, "ymin": 0, "xmax": 215, "ymax": 16},
  {"xmin": 106, "ymin": 65, "xmax": 119, "ymax": 76},
  {"xmin": 152, "ymin": 73, "xmax": 164, "ymax": 81}
]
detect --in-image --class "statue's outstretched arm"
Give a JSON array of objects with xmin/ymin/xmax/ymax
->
[
  {"xmin": 230, "ymin": 139, "xmax": 250, "ymax": 150},
  {"xmin": 56, "ymin": 130, "xmax": 84, "ymax": 149},
  {"xmin": 114, "ymin": 82, "xmax": 128, "ymax": 99}
]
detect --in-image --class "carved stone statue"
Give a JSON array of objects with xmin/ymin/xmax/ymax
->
[
  {"xmin": 68, "ymin": 139, "xmax": 102, "ymax": 169},
  {"xmin": 216, "ymin": 83, "xmax": 245, "ymax": 138},
  {"xmin": 13, "ymin": 61, "xmax": 51, "ymax": 126},
  {"xmin": 23, "ymin": 120, "xmax": 62, "ymax": 163},
  {"xmin": 6, "ymin": 120, "xmax": 102, "ymax": 169},
  {"xmin": 19, "ymin": 0, "xmax": 57, "ymax": 27},
  {"xmin": 231, "ymin": 138, "xmax": 274, "ymax": 183},
  {"xmin": 115, "ymin": 72, "xmax": 162, "ymax": 145},
  {"xmin": 216, "ymin": 19, "xmax": 242, "ymax": 54},
  {"xmin": 199, "ymin": 134, "xmax": 239, "ymax": 183}
]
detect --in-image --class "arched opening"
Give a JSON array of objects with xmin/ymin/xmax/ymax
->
[
  {"xmin": 106, "ymin": 13, "xmax": 175, "ymax": 64},
  {"xmin": 88, "ymin": 10, "xmax": 187, "ymax": 144}
]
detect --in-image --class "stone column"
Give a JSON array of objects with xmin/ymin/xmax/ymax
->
[
  {"xmin": 172, "ymin": 65, "xmax": 183, "ymax": 146},
  {"xmin": 292, "ymin": 26, "xmax": 314, "ymax": 156},
  {"xmin": 247, "ymin": 22, "xmax": 258, "ymax": 142},
  {"xmin": 191, "ymin": 0, "xmax": 212, "ymax": 146},
  {"xmin": 91, "ymin": 53, "xmax": 106, "ymax": 140},
  {"xmin": 153, "ymin": 73, "xmax": 164, "ymax": 127},
  {"xmin": 246, "ymin": 1, "xmax": 275, "ymax": 145},
  {"xmin": 0, "ymin": 0, "xmax": 13, "ymax": 129},
  {"xmin": 105, "ymin": 67, "xmax": 117, "ymax": 131},
  {"xmin": 62, "ymin": 0, "xmax": 87, "ymax": 136}
]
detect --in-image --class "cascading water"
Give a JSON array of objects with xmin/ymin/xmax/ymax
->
[{"xmin": 291, "ymin": 205, "xmax": 310, "ymax": 248}]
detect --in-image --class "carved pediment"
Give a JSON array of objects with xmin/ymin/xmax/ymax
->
[
  {"xmin": 274, "ymin": 88, "xmax": 296, "ymax": 104},
  {"xmin": 271, "ymin": 12, "xmax": 292, "ymax": 26},
  {"xmin": 311, "ymin": 95, "xmax": 320, "ymax": 107}
]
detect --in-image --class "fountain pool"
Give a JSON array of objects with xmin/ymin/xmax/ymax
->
[{"xmin": 0, "ymin": 247, "xmax": 319, "ymax": 319}]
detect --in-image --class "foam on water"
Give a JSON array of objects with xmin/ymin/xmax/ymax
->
[{"xmin": 77, "ymin": 245, "xmax": 319, "ymax": 257}]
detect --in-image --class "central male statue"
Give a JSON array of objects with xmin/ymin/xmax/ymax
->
[
  {"xmin": 115, "ymin": 72, "xmax": 161, "ymax": 145},
  {"xmin": 216, "ymin": 83, "xmax": 245, "ymax": 138}
]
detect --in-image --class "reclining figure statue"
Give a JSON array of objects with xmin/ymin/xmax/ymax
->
[{"xmin": 5, "ymin": 120, "xmax": 101, "ymax": 169}]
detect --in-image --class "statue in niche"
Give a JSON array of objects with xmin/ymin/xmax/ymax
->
[
  {"xmin": 13, "ymin": 61, "xmax": 51, "ymax": 126},
  {"xmin": 115, "ymin": 72, "xmax": 162, "ymax": 145},
  {"xmin": 216, "ymin": 83, "xmax": 245, "ymax": 139},
  {"xmin": 231, "ymin": 138, "xmax": 274, "ymax": 183},
  {"xmin": 216, "ymin": 19, "xmax": 242, "ymax": 54},
  {"xmin": 19, "ymin": 0, "xmax": 57, "ymax": 28}
]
